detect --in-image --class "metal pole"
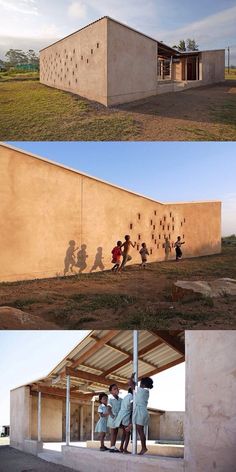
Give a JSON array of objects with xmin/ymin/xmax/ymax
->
[
  {"xmin": 66, "ymin": 375, "xmax": 70, "ymax": 446},
  {"xmin": 37, "ymin": 391, "xmax": 41, "ymax": 442},
  {"xmin": 80, "ymin": 405, "xmax": 84, "ymax": 441},
  {"xmin": 132, "ymin": 330, "xmax": 139, "ymax": 455},
  {"xmin": 91, "ymin": 397, "xmax": 95, "ymax": 441},
  {"xmin": 228, "ymin": 46, "xmax": 230, "ymax": 75}
]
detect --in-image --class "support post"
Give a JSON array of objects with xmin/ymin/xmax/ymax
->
[
  {"xmin": 170, "ymin": 56, "xmax": 173, "ymax": 80},
  {"xmin": 37, "ymin": 391, "xmax": 41, "ymax": 442},
  {"xmin": 196, "ymin": 56, "xmax": 199, "ymax": 80},
  {"xmin": 132, "ymin": 330, "xmax": 139, "ymax": 455},
  {"xmin": 66, "ymin": 375, "xmax": 70, "ymax": 446},
  {"xmin": 91, "ymin": 397, "xmax": 95, "ymax": 441},
  {"xmin": 80, "ymin": 405, "xmax": 84, "ymax": 441},
  {"xmin": 185, "ymin": 57, "xmax": 188, "ymax": 81}
]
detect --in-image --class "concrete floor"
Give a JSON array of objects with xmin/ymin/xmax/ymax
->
[{"xmin": 0, "ymin": 446, "xmax": 78, "ymax": 472}]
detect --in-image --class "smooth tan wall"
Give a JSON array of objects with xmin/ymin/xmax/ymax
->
[
  {"xmin": 0, "ymin": 145, "xmax": 221, "ymax": 282},
  {"xmin": 10, "ymin": 387, "xmax": 31, "ymax": 449},
  {"xmin": 40, "ymin": 18, "xmax": 108, "ymax": 106},
  {"xmin": 31, "ymin": 395, "xmax": 63, "ymax": 441},
  {"xmin": 200, "ymin": 50, "xmax": 225, "ymax": 83},
  {"xmin": 185, "ymin": 331, "xmax": 236, "ymax": 472},
  {"xmin": 160, "ymin": 412, "xmax": 184, "ymax": 441},
  {"xmin": 107, "ymin": 19, "xmax": 157, "ymax": 105}
]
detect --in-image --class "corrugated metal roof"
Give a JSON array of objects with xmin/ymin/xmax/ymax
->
[{"xmin": 25, "ymin": 330, "xmax": 184, "ymax": 396}]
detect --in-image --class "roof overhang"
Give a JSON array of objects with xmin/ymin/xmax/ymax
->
[{"xmin": 24, "ymin": 330, "xmax": 185, "ymax": 398}]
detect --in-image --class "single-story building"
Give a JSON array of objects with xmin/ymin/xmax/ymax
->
[
  {"xmin": 9, "ymin": 330, "xmax": 236, "ymax": 471},
  {"xmin": 0, "ymin": 143, "xmax": 221, "ymax": 282},
  {"xmin": 39, "ymin": 16, "xmax": 225, "ymax": 106}
]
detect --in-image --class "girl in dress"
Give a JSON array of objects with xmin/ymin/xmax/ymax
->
[
  {"xmin": 174, "ymin": 236, "xmax": 185, "ymax": 261},
  {"xmin": 107, "ymin": 383, "xmax": 123, "ymax": 452},
  {"xmin": 95, "ymin": 393, "xmax": 111, "ymax": 451},
  {"xmin": 132, "ymin": 376, "xmax": 154, "ymax": 455},
  {"xmin": 114, "ymin": 386, "xmax": 134, "ymax": 453}
]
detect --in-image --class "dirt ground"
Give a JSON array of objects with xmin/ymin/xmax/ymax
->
[
  {"xmin": 0, "ymin": 80, "xmax": 235, "ymax": 141},
  {"xmin": 0, "ymin": 446, "xmax": 77, "ymax": 472},
  {"xmin": 0, "ymin": 246, "xmax": 235, "ymax": 331}
]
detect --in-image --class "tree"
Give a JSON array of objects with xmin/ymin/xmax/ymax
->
[
  {"xmin": 186, "ymin": 39, "xmax": 199, "ymax": 51},
  {"xmin": 5, "ymin": 49, "xmax": 28, "ymax": 66},
  {"xmin": 172, "ymin": 40, "xmax": 186, "ymax": 52},
  {"xmin": 27, "ymin": 49, "xmax": 39, "ymax": 66}
]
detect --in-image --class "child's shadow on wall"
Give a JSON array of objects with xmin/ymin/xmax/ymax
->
[
  {"xmin": 76, "ymin": 244, "xmax": 89, "ymax": 273},
  {"xmin": 64, "ymin": 240, "xmax": 78, "ymax": 275},
  {"xmin": 90, "ymin": 247, "xmax": 105, "ymax": 272}
]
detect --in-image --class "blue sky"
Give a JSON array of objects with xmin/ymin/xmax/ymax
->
[
  {"xmin": 8, "ymin": 141, "xmax": 236, "ymax": 236},
  {"xmin": 0, "ymin": 0, "xmax": 236, "ymax": 63},
  {"xmin": 0, "ymin": 331, "xmax": 185, "ymax": 426}
]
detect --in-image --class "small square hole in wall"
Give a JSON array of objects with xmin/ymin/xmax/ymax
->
[
  {"xmin": 75, "ymin": 64, "xmax": 78, "ymax": 68},
  {"xmin": 162, "ymin": 226, "xmax": 165, "ymax": 230},
  {"xmin": 154, "ymin": 239, "xmax": 157, "ymax": 244},
  {"xmin": 157, "ymin": 244, "xmax": 159, "ymax": 249},
  {"xmin": 69, "ymin": 81, "xmax": 71, "ymax": 86},
  {"xmin": 183, "ymin": 234, "xmax": 185, "ymax": 239},
  {"xmin": 130, "ymin": 223, "xmax": 133, "ymax": 230},
  {"xmin": 138, "ymin": 234, "xmax": 141, "ymax": 240},
  {"xmin": 75, "ymin": 78, "xmax": 78, "ymax": 83},
  {"xmin": 153, "ymin": 225, "xmax": 155, "ymax": 230},
  {"xmin": 164, "ymin": 216, "xmax": 166, "ymax": 222},
  {"xmin": 170, "ymin": 212, "xmax": 172, "ymax": 217},
  {"xmin": 73, "ymin": 49, "xmax": 75, "ymax": 54},
  {"xmin": 66, "ymin": 54, "xmax": 68, "ymax": 59},
  {"xmin": 150, "ymin": 248, "xmax": 153, "ymax": 255},
  {"xmin": 154, "ymin": 210, "xmax": 157, "ymax": 215},
  {"xmin": 167, "ymin": 225, "xmax": 170, "ymax": 230},
  {"xmin": 172, "ymin": 225, "xmax": 174, "ymax": 231},
  {"xmin": 81, "ymin": 56, "xmax": 83, "ymax": 60},
  {"xmin": 138, "ymin": 213, "xmax": 141, "ymax": 220},
  {"xmin": 91, "ymin": 49, "xmax": 93, "ymax": 54},
  {"xmin": 169, "ymin": 234, "xmax": 171, "ymax": 239},
  {"xmin": 152, "ymin": 234, "xmax": 154, "ymax": 240},
  {"xmin": 72, "ymin": 71, "xmax": 74, "ymax": 75},
  {"xmin": 67, "ymin": 67, "xmax": 69, "ymax": 72},
  {"xmin": 172, "ymin": 217, "xmax": 175, "ymax": 222},
  {"xmin": 97, "ymin": 42, "xmax": 99, "ymax": 48},
  {"xmin": 160, "ymin": 220, "xmax": 162, "ymax": 226},
  {"xmin": 159, "ymin": 234, "xmax": 161, "ymax": 239},
  {"xmin": 87, "ymin": 59, "xmax": 89, "ymax": 63},
  {"xmin": 184, "ymin": 218, "xmax": 186, "ymax": 223},
  {"xmin": 181, "ymin": 222, "xmax": 183, "ymax": 227},
  {"xmin": 162, "ymin": 243, "xmax": 165, "ymax": 249},
  {"xmin": 64, "ymin": 62, "xmax": 66, "ymax": 66},
  {"xmin": 71, "ymin": 57, "xmax": 73, "ymax": 61},
  {"xmin": 150, "ymin": 219, "xmax": 153, "ymax": 225}
]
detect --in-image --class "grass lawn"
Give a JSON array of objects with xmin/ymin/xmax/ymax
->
[
  {"xmin": 0, "ymin": 79, "xmax": 235, "ymax": 141},
  {"xmin": 0, "ymin": 244, "xmax": 236, "ymax": 330}
]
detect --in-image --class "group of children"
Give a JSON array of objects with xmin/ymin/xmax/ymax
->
[
  {"xmin": 111, "ymin": 235, "xmax": 185, "ymax": 271},
  {"xmin": 95, "ymin": 374, "xmax": 153, "ymax": 455}
]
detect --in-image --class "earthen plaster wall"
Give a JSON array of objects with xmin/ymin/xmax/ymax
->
[
  {"xmin": 0, "ymin": 145, "xmax": 221, "ymax": 282},
  {"xmin": 40, "ymin": 18, "xmax": 108, "ymax": 105}
]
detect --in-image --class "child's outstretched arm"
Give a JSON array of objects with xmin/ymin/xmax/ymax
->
[{"xmin": 107, "ymin": 405, "xmax": 115, "ymax": 418}]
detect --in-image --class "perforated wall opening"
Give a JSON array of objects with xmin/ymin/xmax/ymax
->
[
  {"xmin": 153, "ymin": 225, "xmax": 155, "ymax": 230},
  {"xmin": 130, "ymin": 223, "xmax": 133, "ymax": 230},
  {"xmin": 150, "ymin": 248, "xmax": 153, "ymax": 255},
  {"xmin": 97, "ymin": 43, "xmax": 99, "ymax": 48},
  {"xmin": 154, "ymin": 210, "xmax": 157, "ymax": 215},
  {"xmin": 138, "ymin": 234, "xmax": 141, "ymax": 240}
]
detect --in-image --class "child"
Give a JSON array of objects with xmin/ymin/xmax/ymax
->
[
  {"xmin": 164, "ymin": 237, "xmax": 171, "ymax": 261},
  {"xmin": 139, "ymin": 243, "xmax": 149, "ymax": 268},
  {"xmin": 107, "ymin": 383, "xmax": 123, "ymax": 453},
  {"xmin": 132, "ymin": 376, "xmax": 154, "ymax": 455},
  {"xmin": 119, "ymin": 235, "xmax": 136, "ymax": 272},
  {"xmin": 111, "ymin": 241, "xmax": 122, "ymax": 272},
  {"xmin": 95, "ymin": 393, "xmax": 111, "ymax": 451},
  {"xmin": 114, "ymin": 386, "xmax": 134, "ymax": 453},
  {"xmin": 174, "ymin": 236, "xmax": 185, "ymax": 261}
]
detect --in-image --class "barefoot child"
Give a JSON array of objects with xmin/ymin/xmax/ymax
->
[
  {"xmin": 114, "ymin": 385, "xmax": 134, "ymax": 453},
  {"xmin": 95, "ymin": 393, "xmax": 111, "ymax": 451},
  {"xmin": 139, "ymin": 243, "xmax": 149, "ymax": 268},
  {"xmin": 133, "ymin": 376, "xmax": 154, "ymax": 455},
  {"xmin": 111, "ymin": 241, "xmax": 122, "ymax": 272},
  {"xmin": 119, "ymin": 235, "xmax": 136, "ymax": 272},
  {"xmin": 174, "ymin": 236, "xmax": 185, "ymax": 261},
  {"xmin": 107, "ymin": 384, "xmax": 123, "ymax": 452}
]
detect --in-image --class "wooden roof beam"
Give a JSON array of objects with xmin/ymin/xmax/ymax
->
[{"xmin": 70, "ymin": 331, "xmax": 119, "ymax": 369}]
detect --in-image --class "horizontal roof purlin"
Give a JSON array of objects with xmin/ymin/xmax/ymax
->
[
  {"xmin": 14, "ymin": 330, "xmax": 185, "ymax": 395},
  {"xmin": 0, "ymin": 143, "xmax": 220, "ymax": 206}
]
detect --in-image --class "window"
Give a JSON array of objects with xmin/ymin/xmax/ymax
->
[
  {"xmin": 160, "ymin": 220, "xmax": 162, "ymax": 226},
  {"xmin": 150, "ymin": 219, "xmax": 153, "ymax": 225},
  {"xmin": 181, "ymin": 222, "xmax": 183, "ymax": 227},
  {"xmin": 91, "ymin": 49, "xmax": 93, "ymax": 54},
  {"xmin": 167, "ymin": 225, "xmax": 170, "ymax": 230},
  {"xmin": 153, "ymin": 225, "xmax": 155, "ymax": 230},
  {"xmin": 172, "ymin": 225, "xmax": 174, "ymax": 231},
  {"xmin": 130, "ymin": 223, "xmax": 133, "ymax": 230},
  {"xmin": 138, "ymin": 234, "xmax": 141, "ymax": 240},
  {"xmin": 154, "ymin": 210, "xmax": 157, "ymax": 215},
  {"xmin": 170, "ymin": 212, "xmax": 172, "ymax": 217},
  {"xmin": 159, "ymin": 235, "xmax": 161, "ymax": 240},
  {"xmin": 150, "ymin": 248, "xmax": 153, "ymax": 255},
  {"xmin": 162, "ymin": 226, "xmax": 165, "ymax": 230},
  {"xmin": 138, "ymin": 213, "xmax": 141, "ymax": 220},
  {"xmin": 152, "ymin": 234, "xmax": 154, "ymax": 240},
  {"xmin": 87, "ymin": 59, "xmax": 89, "ymax": 63},
  {"xmin": 154, "ymin": 239, "xmax": 157, "ymax": 244},
  {"xmin": 97, "ymin": 42, "xmax": 99, "ymax": 48},
  {"xmin": 172, "ymin": 217, "xmax": 175, "ymax": 222},
  {"xmin": 164, "ymin": 216, "xmax": 166, "ymax": 222}
]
